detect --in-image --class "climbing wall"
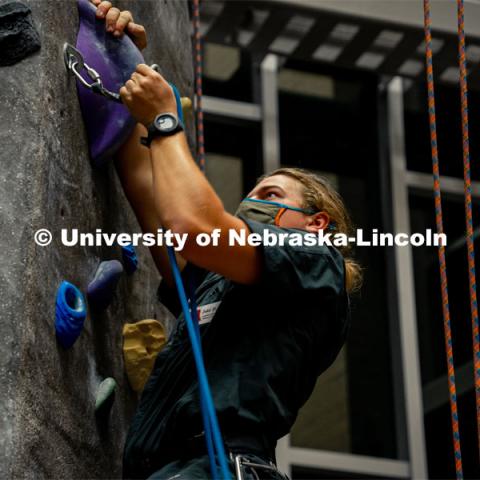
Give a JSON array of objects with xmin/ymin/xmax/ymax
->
[{"xmin": 0, "ymin": 0, "xmax": 194, "ymax": 477}]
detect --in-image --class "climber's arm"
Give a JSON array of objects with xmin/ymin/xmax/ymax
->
[
  {"xmin": 120, "ymin": 66, "xmax": 262, "ymax": 285},
  {"xmin": 149, "ymin": 135, "xmax": 262, "ymax": 284},
  {"xmin": 115, "ymin": 123, "xmax": 186, "ymax": 287},
  {"xmin": 90, "ymin": 0, "xmax": 187, "ymax": 286},
  {"xmin": 89, "ymin": 0, "xmax": 261, "ymax": 283}
]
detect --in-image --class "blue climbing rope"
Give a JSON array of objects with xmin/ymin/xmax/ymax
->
[
  {"xmin": 167, "ymin": 247, "xmax": 231, "ymax": 479},
  {"xmin": 191, "ymin": 288, "xmax": 220, "ymax": 480},
  {"xmin": 168, "ymin": 83, "xmax": 230, "ymax": 478}
]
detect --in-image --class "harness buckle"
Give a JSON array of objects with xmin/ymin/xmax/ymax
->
[{"xmin": 229, "ymin": 452, "xmax": 289, "ymax": 480}]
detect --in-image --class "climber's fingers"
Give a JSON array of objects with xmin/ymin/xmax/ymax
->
[
  {"xmin": 127, "ymin": 22, "xmax": 147, "ymax": 51},
  {"xmin": 130, "ymin": 72, "xmax": 144, "ymax": 87},
  {"xmin": 134, "ymin": 64, "xmax": 172, "ymax": 95},
  {"xmin": 94, "ymin": 1, "xmax": 112, "ymax": 19},
  {"xmin": 124, "ymin": 79, "xmax": 137, "ymax": 92},
  {"xmin": 90, "ymin": 0, "xmax": 147, "ymax": 50},
  {"xmin": 135, "ymin": 63, "xmax": 165, "ymax": 82},
  {"xmin": 114, "ymin": 10, "xmax": 133, "ymax": 36},
  {"xmin": 134, "ymin": 64, "xmax": 170, "ymax": 91},
  {"xmin": 105, "ymin": 7, "xmax": 121, "ymax": 32},
  {"xmin": 119, "ymin": 85, "xmax": 132, "ymax": 103},
  {"xmin": 121, "ymin": 66, "xmax": 177, "ymax": 127},
  {"xmin": 135, "ymin": 63, "xmax": 152, "ymax": 76}
]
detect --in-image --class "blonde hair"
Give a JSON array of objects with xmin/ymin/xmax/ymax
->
[{"xmin": 259, "ymin": 167, "xmax": 363, "ymax": 294}]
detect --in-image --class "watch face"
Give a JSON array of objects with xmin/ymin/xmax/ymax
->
[{"xmin": 154, "ymin": 114, "xmax": 178, "ymax": 133}]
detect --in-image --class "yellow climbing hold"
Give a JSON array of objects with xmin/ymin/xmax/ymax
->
[
  {"xmin": 122, "ymin": 319, "xmax": 167, "ymax": 393},
  {"xmin": 181, "ymin": 96, "xmax": 193, "ymax": 115}
]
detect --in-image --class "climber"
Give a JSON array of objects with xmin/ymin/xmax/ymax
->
[{"xmin": 89, "ymin": 1, "xmax": 361, "ymax": 479}]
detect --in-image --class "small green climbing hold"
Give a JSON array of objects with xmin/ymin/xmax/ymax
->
[{"xmin": 95, "ymin": 377, "xmax": 117, "ymax": 414}]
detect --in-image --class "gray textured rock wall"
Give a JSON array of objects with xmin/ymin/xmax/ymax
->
[{"xmin": 0, "ymin": 0, "xmax": 194, "ymax": 477}]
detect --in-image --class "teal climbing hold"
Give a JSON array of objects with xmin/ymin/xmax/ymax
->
[
  {"xmin": 95, "ymin": 377, "xmax": 117, "ymax": 414},
  {"xmin": 55, "ymin": 281, "xmax": 87, "ymax": 349}
]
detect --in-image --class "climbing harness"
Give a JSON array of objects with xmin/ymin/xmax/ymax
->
[
  {"xmin": 423, "ymin": 2, "xmax": 463, "ymax": 477},
  {"xmin": 456, "ymin": 0, "xmax": 480, "ymax": 460}
]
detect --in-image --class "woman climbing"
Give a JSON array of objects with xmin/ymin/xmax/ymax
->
[{"xmin": 90, "ymin": 1, "xmax": 362, "ymax": 479}]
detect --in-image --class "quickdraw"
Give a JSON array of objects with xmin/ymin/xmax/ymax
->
[
  {"xmin": 63, "ymin": 42, "xmax": 160, "ymax": 104},
  {"xmin": 63, "ymin": 43, "xmax": 122, "ymax": 103}
]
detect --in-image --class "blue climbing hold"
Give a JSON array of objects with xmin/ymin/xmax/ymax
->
[
  {"xmin": 87, "ymin": 260, "xmax": 123, "ymax": 310},
  {"xmin": 55, "ymin": 281, "xmax": 87, "ymax": 349},
  {"xmin": 121, "ymin": 245, "xmax": 138, "ymax": 275}
]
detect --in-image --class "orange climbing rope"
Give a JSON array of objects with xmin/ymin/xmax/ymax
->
[
  {"xmin": 192, "ymin": 0, "xmax": 206, "ymax": 172},
  {"xmin": 423, "ymin": 1, "xmax": 463, "ymax": 477},
  {"xmin": 456, "ymin": 0, "xmax": 480, "ymax": 461}
]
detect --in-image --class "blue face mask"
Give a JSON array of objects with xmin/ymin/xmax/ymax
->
[{"xmin": 234, "ymin": 197, "xmax": 318, "ymax": 226}]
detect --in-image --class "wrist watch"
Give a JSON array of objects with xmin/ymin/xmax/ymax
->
[{"xmin": 141, "ymin": 113, "xmax": 184, "ymax": 147}]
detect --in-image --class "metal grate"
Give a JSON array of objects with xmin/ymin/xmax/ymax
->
[{"xmin": 200, "ymin": 0, "xmax": 480, "ymax": 90}]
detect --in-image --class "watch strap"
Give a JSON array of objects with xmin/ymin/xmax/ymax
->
[{"xmin": 140, "ymin": 117, "xmax": 184, "ymax": 147}]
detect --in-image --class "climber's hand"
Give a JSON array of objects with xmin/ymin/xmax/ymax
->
[
  {"xmin": 90, "ymin": 0, "xmax": 147, "ymax": 51},
  {"xmin": 120, "ymin": 64, "xmax": 178, "ymax": 127}
]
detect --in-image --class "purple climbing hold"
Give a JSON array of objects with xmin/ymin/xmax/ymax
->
[
  {"xmin": 87, "ymin": 260, "xmax": 123, "ymax": 311},
  {"xmin": 75, "ymin": 0, "xmax": 144, "ymax": 166}
]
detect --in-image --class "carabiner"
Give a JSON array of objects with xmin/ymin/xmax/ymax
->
[{"xmin": 63, "ymin": 43, "xmax": 122, "ymax": 103}]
